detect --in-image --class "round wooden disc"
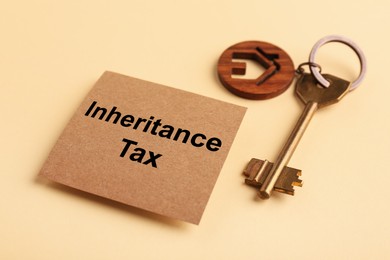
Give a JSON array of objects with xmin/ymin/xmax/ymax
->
[{"xmin": 217, "ymin": 41, "xmax": 295, "ymax": 100}]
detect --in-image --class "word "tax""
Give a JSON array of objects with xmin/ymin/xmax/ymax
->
[{"xmin": 120, "ymin": 138, "xmax": 162, "ymax": 168}]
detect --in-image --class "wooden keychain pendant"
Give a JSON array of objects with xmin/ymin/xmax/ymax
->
[{"xmin": 217, "ymin": 41, "xmax": 295, "ymax": 100}]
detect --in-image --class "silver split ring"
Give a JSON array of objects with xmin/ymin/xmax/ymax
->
[{"xmin": 309, "ymin": 35, "xmax": 367, "ymax": 91}]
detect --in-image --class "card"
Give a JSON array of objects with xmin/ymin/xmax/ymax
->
[{"xmin": 39, "ymin": 71, "xmax": 246, "ymax": 224}]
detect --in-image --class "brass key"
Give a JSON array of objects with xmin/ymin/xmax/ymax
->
[
  {"xmin": 242, "ymin": 35, "xmax": 366, "ymax": 199},
  {"xmin": 244, "ymin": 73, "xmax": 350, "ymax": 199}
]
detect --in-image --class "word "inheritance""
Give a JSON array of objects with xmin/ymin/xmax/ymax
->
[{"xmin": 84, "ymin": 101, "xmax": 223, "ymax": 152}]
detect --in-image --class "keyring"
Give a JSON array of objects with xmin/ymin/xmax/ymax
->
[
  {"xmin": 309, "ymin": 35, "xmax": 367, "ymax": 91},
  {"xmin": 295, "ymin": 62, "xmax": 322, "ymax": 75}
]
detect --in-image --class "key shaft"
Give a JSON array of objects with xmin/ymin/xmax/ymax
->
[{"xmin": 259, "ymin": 101, "xmax": 318, "ymax": 199}]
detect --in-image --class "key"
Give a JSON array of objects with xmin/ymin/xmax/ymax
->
[{"xmin": 244, "ymin": 72, "xmax": 350, "ymax": 199}]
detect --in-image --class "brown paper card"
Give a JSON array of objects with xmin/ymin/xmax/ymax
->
[{"xmin": 39, "ymin": 71, "xmax": 246, "ymax": 224}]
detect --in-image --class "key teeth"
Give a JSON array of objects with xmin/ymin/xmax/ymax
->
[
  {"xmin": 243, "ymin": 158, "xmax": 261, "ymax": 187},
  {"xmin": 243, "ymin": 158, "xmax": 261, "ymax": 177},
  {"xmin": 243, "ymin": 159, "xmax": 272, "ymax": 188},
  {"xmin": 243, "ymin": 158, "xmax": 303, "ymax": 197},
  {"xmin": 274, "ymin": 168, "xmax": 302, "ymax": 196},
  {"xmin": 292, "ymin": 180, "xmax": 303, "ymax": 187}
]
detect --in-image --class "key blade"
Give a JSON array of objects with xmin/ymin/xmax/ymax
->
[{"xmin": 244, "ymin": 158, "xmax": 302, "ymax": 195}]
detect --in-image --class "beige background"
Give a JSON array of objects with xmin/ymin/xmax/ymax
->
[{"xmin": 1, "ymin": 0, "xmax": 389, "ymax": 259}]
